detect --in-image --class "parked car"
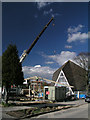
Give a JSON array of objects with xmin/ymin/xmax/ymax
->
[{"xmin": 85, "ymin": 95, "xmax": 90, "ymax": 103}]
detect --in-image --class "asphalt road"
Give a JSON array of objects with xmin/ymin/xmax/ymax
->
[{"xmin": 35, "ymin": 103, "xmax": 88, "ymax": 118}]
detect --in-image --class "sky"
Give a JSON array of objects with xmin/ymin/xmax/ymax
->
[{"xmin": 2, "ymin": 2, "xmax": 88, "ymax": 79}]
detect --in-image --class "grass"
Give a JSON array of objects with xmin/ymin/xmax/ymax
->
[{"xmin": 1, "ymin": 102, "xmax": 15, "ymax": 107}]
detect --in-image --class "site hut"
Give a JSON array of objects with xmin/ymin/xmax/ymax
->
[
  {"xmin": 44, "ymin": 86, "xmax": 66, "ymax": 101},
  {"xmin": 52, "ymin": 60, "xmax": 88, "ymax": 99}
]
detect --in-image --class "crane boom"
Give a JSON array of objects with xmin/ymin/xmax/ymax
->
[{"xmin": 20, "ymin": 17, "xmax": 54, "ymax": 63}]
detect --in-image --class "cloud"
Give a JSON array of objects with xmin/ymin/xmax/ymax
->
[
  {"xmin": 51, "ymin": 13, "xmax": 60, "ymax": 17},
  {"xmin": 48, "ymin": 51, "xmax": 76, "ymax": 65},
  {"xmin": 65, "ymin": 45, "xmax": 72, "ymax": 49},
  {"xmin": 34, "ymin": 65, "xmax": 41, "ymax": 68},
  {"xmin": 67, "ymin": 24, "xmax": 88, "ymax": 43},
  {"xmin": 43, "ymin": 8, "xmax": 60, "ymax": 17},
  {"xmin": 35, "ymin": 1, "xmax": 51, "ymax": 9},
  {"xmin": 42, "ymin": 51, "xmax": 76, "ymax": 65},
  {"xmin": 45, "ymin": 61, "xmax": 54, "ymax": 64},
  {"xmin": 67, "ymin": 24, "xmax": 84, "ymax": 33},
  {"xmin": 43, "ymin": 8, "xmax": 53, "ymax": 15},
  {"xmin": 22, "ymin": 65, "xmax": 56, "ymax": 79},
  {"xmin": 35, "ymin": 1, "xmax": 59, "ymax": 17},
  {"xmin": 67, "ymin": 32, "xmax": 88, "ymax": 43}
]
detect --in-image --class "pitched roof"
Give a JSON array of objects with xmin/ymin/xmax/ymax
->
[{"xmin": 52, "ymin": 60, "xmax": 88, "ymax": 91}]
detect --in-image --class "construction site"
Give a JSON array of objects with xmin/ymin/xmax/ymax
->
[
  {"xmin": 2, "ymin": 17, "xmax": 88, "ymax": 104},
  {"xmin": 1, "ymin": 3, "xmax": 89, "ymax": 120}
]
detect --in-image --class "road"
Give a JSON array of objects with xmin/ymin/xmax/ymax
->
[
  {"xmin": 0, "ymin": 100, "xmax": 89, "ymax": 119},
  {"xmin": 34, "ymin": 103, "xmax": 88, "ymax": 119}
]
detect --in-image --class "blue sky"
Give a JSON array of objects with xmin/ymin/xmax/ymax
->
[{"xmin": 2, "ymin": 2, "xmax": 88, "ymax": 79}]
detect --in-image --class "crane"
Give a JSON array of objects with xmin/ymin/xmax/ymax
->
[{"xmin": 20, "ymin": 17, "xmax": 54, "ymax": 63}]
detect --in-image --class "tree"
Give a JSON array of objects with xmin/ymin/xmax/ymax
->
[
  {"xmin": 74, "ymin": 52, "xmax": 90, "ymax": 70},
  {"xmin": 2, "ymin": 44, "xmax": 24, "ymax": 103},
  {"xmin": 74, "ymin": 52, "xmax": 90, "ymax": 94},
  {"xmin": 0, "ymin": 56, "xmax": 2, "ymax": 99}
]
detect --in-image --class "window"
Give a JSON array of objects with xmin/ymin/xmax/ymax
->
[
  {"xmin": 58, "ymin": 77, "xmax": 66, "ymax": 83},
  {"xmin": 60, "ymin": 73, "xmax": 63, "ymax": 76}
]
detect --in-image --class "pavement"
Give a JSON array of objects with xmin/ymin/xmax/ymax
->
[
  {"xmin": 0, "ymin": 99, "xmax": 87, "ymax": 119},
  {"xmin": 35, "ymin": 103, "xmax": 88, "ymax": 119},
  {"xmin": 54, "ymin": 99, "xmax": 87, "ymax": 107}
]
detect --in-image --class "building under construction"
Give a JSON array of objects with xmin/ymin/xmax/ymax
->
[{"xmin": 23, "ymin": 77, "xmax": 52, "ymax": 100}]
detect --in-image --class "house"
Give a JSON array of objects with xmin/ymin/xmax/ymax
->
[{"xmin": 52, "ymin": 60, "xmax": 88, "ymax": 98}]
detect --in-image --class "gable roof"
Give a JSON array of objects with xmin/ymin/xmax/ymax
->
[{"xmin": 52, "ymin": 60, "xmax": 88, "ymax": 91}]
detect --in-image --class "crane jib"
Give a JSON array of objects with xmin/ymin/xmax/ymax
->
[
  {"xmin": 19, "ymin": 17, "xmax": 54, "ymax": 63},
  {"xmin": 26, "ymin": 17, "xmax": 54, "ymax": 55}
]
